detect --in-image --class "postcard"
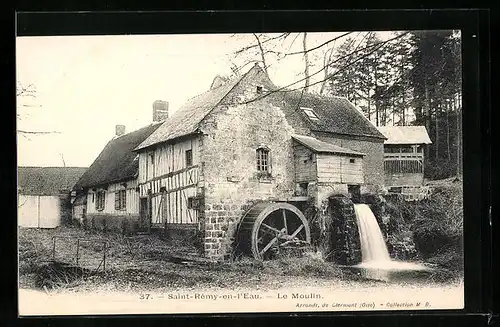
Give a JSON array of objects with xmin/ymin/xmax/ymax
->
[{"xmin": 17, "ymin": 30, "xmax": 464, "ymax": 315}]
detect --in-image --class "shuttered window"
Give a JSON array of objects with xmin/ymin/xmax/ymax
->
[
  {"xmin": 115, "ymin": 190, "xmax": 126, "ymax": 210},
  {"xmin": 96, "ymin": 191, "xmax": 105, "ymax": 211}
]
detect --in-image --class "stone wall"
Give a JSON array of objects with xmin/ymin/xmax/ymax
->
[
  {"xmin": 203, "ymin": 201, "xmax": 257, "ymax": 260},
  {"xmin": 328, "ymin": 196, "xmax": 362, "ymax": 265},
  {"xmin": 385, "ymin": 172, "xmax": 424, "ymax": 187},
  {"xmin": 84, "ymin": 214, "xmax": 140, "ymax": 235},
  {"xmin": 198, "ymin": 67, "xmax": 301, "ymax": 260}
]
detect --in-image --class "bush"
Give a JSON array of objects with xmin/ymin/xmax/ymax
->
[{"xmin": 403, "ymin": 183, "xmax": 463, "ymax": 273}]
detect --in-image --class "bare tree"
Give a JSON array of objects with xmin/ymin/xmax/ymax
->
[
  {"xmin": 17, "ymin": 82, "xmax": 60, "ymax": 136},
  {"xmin": 303, "ymin": 33, "xmax": 310, "ymax": 91}
]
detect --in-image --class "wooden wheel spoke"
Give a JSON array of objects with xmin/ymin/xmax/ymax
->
[
  {"xmin": 259, "ymin": 228, "xmax": 275, "ymax": 237},
  {"xmin": 259, "ymin": 237, "xmax": 278, "ymax": 255},
  {"xmin": 282, "ymin": 209, "xmax": 288, "ymax": 234},
  {"xmin": 290, "ymin": 224, "xmax": 304, "ymax": 238},
  {"xmin": 241, "ymin": 202, "xmax": 311, "ymax": 260},
  {"xmin": 261, "ymin": 222, "xmax": 281, "ymax": 234}
]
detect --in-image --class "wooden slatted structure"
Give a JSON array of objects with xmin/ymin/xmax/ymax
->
[
  {"xmin": 384, "ymin": 158, "xmax": 423, "ymax": 174},
  {"xmin": 292, "ymin": 135, "xmax": 365, "ymax": 186}
]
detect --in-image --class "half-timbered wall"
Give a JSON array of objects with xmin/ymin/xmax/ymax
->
[
  {"xmin": 137, "ymin": 136, "xmax": 201, "ymax": 226},
  {"xmin": 316, "ymin": 154, "xmax": 364, "ymax": 184},
  {"xmin": 86, "ymin": 179, "xmax": 139, "ymax": 215}
]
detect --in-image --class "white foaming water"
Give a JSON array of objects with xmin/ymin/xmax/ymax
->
[{"xmin": 353, "ymin": 204, "xmax": 429, "ymax": 272}]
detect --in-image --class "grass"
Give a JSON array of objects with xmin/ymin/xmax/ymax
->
[
  {"xmin": 18, "ymin": 223, "xmax": 462, "ymax": 294},
  {"xmin": 19, "ymin": 226, "xmax": 353, "ymax": 292}
]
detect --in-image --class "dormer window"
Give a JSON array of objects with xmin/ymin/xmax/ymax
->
[
  {"xmin": 300, "ymin": 107, "xmax": 319, "ymax": 121},
  {"xmin": 256, "ymin": 85, "xmax": 263, "ymax": 94}
]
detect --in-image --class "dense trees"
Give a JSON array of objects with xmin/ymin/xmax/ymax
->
[{"xmin": 229, "ymin": 30, "xmax": 462, "ymax": 180}]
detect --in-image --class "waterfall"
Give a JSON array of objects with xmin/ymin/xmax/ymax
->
[
  {"xmin": 353, "ymin": 203, "xmax": 429, "ymax": 272},
  {"xmin": 354, "ymin": 204, "xmax": 391, "ymax": 263}
]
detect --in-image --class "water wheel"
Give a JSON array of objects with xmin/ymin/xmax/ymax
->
[{"xmin": 237, "ymin": 202, "xmax": 311, "ymax": 260}]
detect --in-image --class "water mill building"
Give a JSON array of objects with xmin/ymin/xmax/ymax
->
[{"xmin": 73, "ymin": 64, "xmax": 392, "ymax": 261}]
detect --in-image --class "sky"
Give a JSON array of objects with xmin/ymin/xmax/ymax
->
[{"xmin": 16, "ymin": 32, "xmax": 394, "ymax": 168}]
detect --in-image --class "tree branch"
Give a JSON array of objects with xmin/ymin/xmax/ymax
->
[
  {"xmin": 287, "ymin": 33, "xmax": 302, "ymax": 51},
  {"xmin": 286, "ymin": 32, "xmax": 352, "ymax": 56},
  {"xmin": 303, "ymin": 32, "xmax": 310, "ymax": 91},
  {"xmin": 254, "ymin": 33, "xmax": 268, "ymax": 75},
  {"xmin": 239, "ymin": 31, "xmax": 410, "ymax": 105},
  {"xmin": 234, "ymin": 33, "xmax": 290, "ymax": 56},
  {"xmin": 17, "ymin": 130, "xmax": 61, "ymax": 135}
]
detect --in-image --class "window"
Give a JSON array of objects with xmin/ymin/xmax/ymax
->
[
  {"xmin": 185, "ymin": 149, "xmax": 193, "ymax": 167},
  {"xmin": 349, "ymin": 158, "xmax": 356, "ymax": 164},
  {"xmin": 96, "ymin": 191, "xmax": 105, "ymax": 211},
  {"xmin": 149, "ymin": 152, "xmax": 155, "ymax": 166},
  {"xmin": 115, "ymin": 190, "xmax": 126, "ymax": 210},
  {"xmin": 256, "ymin": 147, "xmax": 270, "ymax": 173},
  {"xmin": 256, "ymin": 85, "xmax": 263, "ymax": 94},
  {"xmin": 187, "ymin": 197, "xmax": 195, "ymax": 209},
  {"xmin": 300, "ymin": 107, "xmax": 319, "ymax": 121}
]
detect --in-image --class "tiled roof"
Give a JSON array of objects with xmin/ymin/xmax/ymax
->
[{"xmin": 292, "ymin": 134, "xmax": 365, "ymax": 156}]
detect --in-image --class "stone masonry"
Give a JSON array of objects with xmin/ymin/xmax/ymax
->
[
  {"xmin": 199, "ymin": 67, "xmax": 302, "ymax": 260},
  {"xmin": 328, "ymin": 196, "xmax": 362, "ymax": 265}
]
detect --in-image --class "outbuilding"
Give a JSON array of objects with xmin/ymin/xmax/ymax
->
[{"xmin": 18, "ymin": 167, "xmax": 87, "ymax": 228}]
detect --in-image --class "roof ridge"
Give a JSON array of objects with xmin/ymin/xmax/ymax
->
[
  {"xmin": 194, "ymin": 64, "xmax": 257, "ymax": 128},
  {"xmin": 184, "ymin": 70, "xmax": 244, "ymax": 104},
  {"xmin": 113, "ymin": 122, "xmax": 163, "ymax": 139}
]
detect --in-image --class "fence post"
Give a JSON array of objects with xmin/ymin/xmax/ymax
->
[
  {"xmin": 76, "ymin": 239, "xmax": 80, "ymax": 267},
  {"xmin": 52, "ymin": 236, "xmax": 56, "ymax": 261},
  {"xmin": 103, "ymin": 241, "xmax": 106, "ymax": 273}
]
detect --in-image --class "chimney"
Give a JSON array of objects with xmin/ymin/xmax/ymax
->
[
  {"xmin": 115, "ymin": 124, "xmax": 126, "ymax": 136},
  {"xmin": 153, "ymin": 100, "xmax": 169, "ymax": 122}
]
